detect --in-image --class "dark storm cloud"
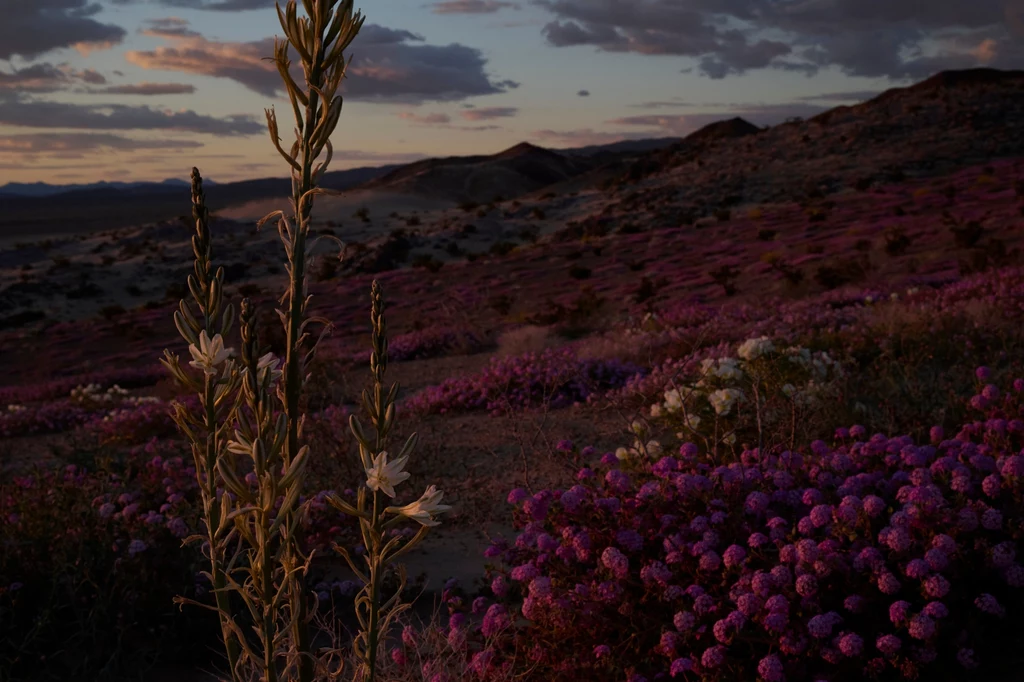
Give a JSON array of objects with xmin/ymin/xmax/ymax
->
[
  {"xmin": 1, "ymin": 0, "xmax": 126, "ymax": 60},
  {"xmin": 533, "ymin": 0, "xmax": 1019, "ymax": 80},
  {"xmin": 0, "ymin": 94, "xmax": 262, "ymax": 135},
  {"xmin": 126, "ymin": 20, "xmax": 519, "ymax": 104}
]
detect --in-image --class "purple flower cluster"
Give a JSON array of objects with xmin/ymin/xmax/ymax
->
[
  {"xmin": 470, "ymin": 374, "xmax": 1024, "ymax": 680},
  {"xmin": 406, "ymin": 347, "xmax": 645, "ymax": 416},
  {"xmin": 357, "ymin": 325, "xmax": 488, "ymax": 363}
]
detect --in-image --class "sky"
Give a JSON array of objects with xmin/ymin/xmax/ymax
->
[{"xmin": 0, "ymin": 0, "xmax": 1020, "ymax": 185}]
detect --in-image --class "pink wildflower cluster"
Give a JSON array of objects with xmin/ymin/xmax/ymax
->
[
  {"xmin": 405, "ymin": 347, "xmax": 645, "ymax": 416},
  {"xmin": 468, "ymin": 372, "xmax": 1024, "ymax": 681},
  {"xmin": 349, "ymin": 325, "xmax": 487, "ymax": 363}
]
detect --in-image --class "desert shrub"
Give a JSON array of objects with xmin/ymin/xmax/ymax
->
[
  {"xmin": 65, "ymin": 281, "xmax": 103, "ymax": 299},
  {"xmin": 944, "ymin": 210, "xmax": 988, "ymax": 249},
  {"xmin": 490, "ymin": 242, "xmax": 517, "ymax": 257},
  {"xmin": 411, "ymin": 254, "xmax": 444, "ymax": 273},
  {"xmin": 814, "ymin": 256, "xmax": 871, "ymax": 290},
  {"xmin": 884, "ymin": 227, "xmax": 912, "ymax": 257},
  {"xmin": 709, "ymin": 265, "xmax": 740, "ymax": 297},
  {"xmin": 488, "ymin": 293, "xmax": 515, "ymax": 317},
  {"xmin": 807, "ymin": 207, "xmax": 828, "ymax": 223},
  {"xmin": 569, "ymin": 265, "xmax": 592, "ymax": 280},
  {"xmin": 519, "ymin": 227, "xmax": 539, "ymax": 243},
  {"xmin": 100, "ymin": 305, "xmax": 126, "ymax": 320}
]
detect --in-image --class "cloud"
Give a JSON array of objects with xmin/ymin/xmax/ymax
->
[
  {"xmin": 398, "ymin": 112, "xmax": 453, "ymax": 124},
  {"xmin": 0, "ymin": 94, "xmax": 263, "ymax": 135},
  {"xmin": 0, "ymin": 63, "xmax": 107, "ymax": 93},
  {"xmin": 795, "ymin": 90, "xmax": 884, "ymax": 103},
  {"xmin": 125, "ymin": 20, "xmax": 519, "ymax": 104},
  {"xmin": 430, "ymin": 0, "xmax": 520, "ymax": 13},
  {"xmin": 630, "ymin": 99, "xmax": 693, "ymax": 109},
  {"xmin": 113, "ymin": 0, "xmax": 276, "ymax": 9},
  {"xmin": 142, "ymin": 17, "xmax": 201, "ymax": 38},
  {"xmin": 533, "ymin": 0, "xmax": 1021, "ymax": 81},
  {"xmin": 96, "ymin": 82, "xmax": 198, "ymax": 95},
  {"xmin": 460, "ymin": 106, "xmax": 518, "ymax": 120},
  {"xmin": 0, "ymin": 132, "xmax": 204, "ymax": 154},
  {"xmin": 1, "ymin": 0, "xmax": 126, "ymax": 60},
  {"xmin": 577, "ymin": 89, "xmax": 590, "ymax": 96}
]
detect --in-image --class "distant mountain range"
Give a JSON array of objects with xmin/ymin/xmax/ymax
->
[
  {"xmin": 0, "ymin": 137, "xmax": 684, "ymax": 199},
  {"xmin": 3, "ymin": 66, "xmax": 1022, "ymax": 241},
  {"xmin": 0, "ymin": 178, "xmax": 212, "ymax": 198}
]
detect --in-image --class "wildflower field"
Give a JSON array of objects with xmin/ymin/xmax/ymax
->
[{"xmin": 4, "ymin": 3, "xmax": 1024, "ymax": 682}]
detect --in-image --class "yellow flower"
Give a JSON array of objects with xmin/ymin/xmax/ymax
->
[
  {"xmin": 385, "ymin": 485, "xmax": 451, "ymax": 527},
  {"xmin": 365, "ymin": 450, "xmax": 410, "ymax": 498}
]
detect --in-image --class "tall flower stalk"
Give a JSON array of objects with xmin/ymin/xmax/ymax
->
[
  {"xmin": 161, "ymin": 168, "xmax": 244, "ymax": 681},
  {"xmin": 327, "ymin": 280, "xmax": 451, "ymax": 682},
  {"xmin": 255, "ymin": 2, "xmax": 366, "ymax": 679}
]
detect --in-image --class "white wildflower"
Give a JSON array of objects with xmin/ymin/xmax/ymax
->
[
  {"xmin": 737, "ymin": 336, "xmax": 775, "ymax": 362},
  {"xmin": 663, "ymin": 388, "xmax": 683, "ymax": 412},
  {"xmin": 188, "ymin": 331, "xmax": 233, "ymax": 376},
  {"xmin": 385, "ymin": 485, "xmax": 451, "ymax": 527},
  {"xmin": 714, "ymin": 357, "xmax": 744, "ymax": 382},
  {"xmin": 650, "ymin": 403, "xmax": 663, "ymax": 418},
  {"xmin": 257, "ymin": 352, "xmax": 283, "ymax": 384},
  {"xmin": 365, "ymin": 450, "xmax": 410, "ymax": 498},
  {"xmin": 709, "ymin": 388, "xmax": 744, "ymax": 416}
]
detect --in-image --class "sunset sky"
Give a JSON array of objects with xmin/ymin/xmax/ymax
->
[{"xmin": 0, "ymin": 0, "xmax": 1018, "ymax": 185}]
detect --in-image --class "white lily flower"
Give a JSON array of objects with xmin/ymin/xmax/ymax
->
[
  {"xmin": 257, "ymin": 352, "xmax": 283, "ymax": 384},
  {"xmin": 385, "ymin": 485, "xmax": 451, "ymax": 527},
  {"xmin": 188, "ymin": 331, "xmax": 233, "ymax": 376},
  {"xmin": 365, "ymin": 450, "xmax": 410, "ymax": 498}
]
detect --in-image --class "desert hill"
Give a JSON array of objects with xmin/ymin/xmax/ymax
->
[{"xmin": 357, "ymin": 141, "xmax": 600, "ymax": 204}]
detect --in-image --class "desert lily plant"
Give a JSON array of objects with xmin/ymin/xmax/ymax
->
[
  {"xmin": 161, "ymin": 1, "xmax": 451, "ymax": 681},
  {"xmin": 324, "ymin": 280, "xmax": 451, "ymax": 682},
  {"xmin": 161, "ymin": 167, "xmax": 245, "ymax": 680}
]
